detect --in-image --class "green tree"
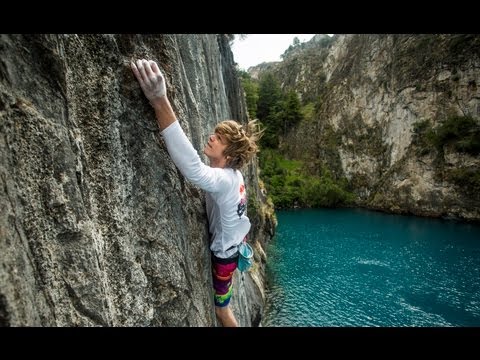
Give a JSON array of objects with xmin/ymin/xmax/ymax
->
[
  {"xmin": 238, "ymin": 70, "xmax": 259, "ymax": 120},
  {"xmin": 279, "ymin": 90, "xmax": 304, "ymax": 136},
  {"xmin": 257, "ymin": 73, "xmax": 282, "ymax": 121},
  {"xmin": 257, "ymin": 73, "xmax": 283, "ymax": 148}
]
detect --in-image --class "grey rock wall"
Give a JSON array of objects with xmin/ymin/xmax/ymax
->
[
  {"xmin": 0, "ymin": 34, "xmax": 274, "ymax": 326},
  {"xmin": 323, "ymin": 34, "xmax": 480, "ymax": 220},
  {"xmin": 263, "ymin": 34, "xmax": 480, "ymax": 221}
]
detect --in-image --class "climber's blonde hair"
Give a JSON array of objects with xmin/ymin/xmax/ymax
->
[{"xmin": 214, "ymin": 119, "xmax": 264, "ymax": 170}]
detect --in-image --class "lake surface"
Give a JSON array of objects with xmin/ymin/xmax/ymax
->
[{"xmin": 262, "ymin": 208, "xmax": 480, "ymax": 327}]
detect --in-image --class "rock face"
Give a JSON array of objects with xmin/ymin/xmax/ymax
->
[
  {"xmin": 260, "ymin": 34, "xmax": 480, "ymax": 221},
  {"xmin": 0, "ymin": 34, "xmax": 275, "ymax": 326}
]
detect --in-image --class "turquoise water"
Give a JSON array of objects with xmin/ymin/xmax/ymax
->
[{"xmin": 262, "ymin": 208, "xmax": 480, "ymax": 327}]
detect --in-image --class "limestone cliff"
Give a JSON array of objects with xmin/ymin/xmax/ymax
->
[
  {"xmin": 0, "ymin": 34, "xmax": 275, "ymax": 326},
  {"xmin": 256, "ymin": 34, "xmax": 480, "ymax": 221}
]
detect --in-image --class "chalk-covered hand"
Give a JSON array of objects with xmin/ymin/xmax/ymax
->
[{"xmin": 131, "ymin": 59, "xmax": 166, "ymax": 102}]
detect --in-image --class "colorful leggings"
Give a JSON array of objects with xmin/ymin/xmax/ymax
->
[{"xmin": 211, "ymin": 253, "xmax": 238, "ymax": 307}]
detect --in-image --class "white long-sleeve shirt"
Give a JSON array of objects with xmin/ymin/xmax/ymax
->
[{"xmin": 161, "ymin": 121, "xmax": 251, "ymax": 258}]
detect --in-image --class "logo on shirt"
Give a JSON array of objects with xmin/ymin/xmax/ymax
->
[{"xmin": 237, "ymin": 184, "xmax": 246, "ymax": 218}]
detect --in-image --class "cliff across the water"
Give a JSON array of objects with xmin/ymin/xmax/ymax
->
[
  {"xmin": 0, "ymin": 34, "xmax": 275, "ymax": 326},
  {"xmin": 253, "ymin": 34, "xmax": 480, "ymax": 221}
]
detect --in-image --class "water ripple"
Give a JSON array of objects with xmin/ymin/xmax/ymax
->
[{"xmin": 263, "ymin": 208, "xmax": 480, "ymax": 327}]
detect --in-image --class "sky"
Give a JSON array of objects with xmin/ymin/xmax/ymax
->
[{"xmin": 230, "ymin": 34, "xmax": 318, "ymax": 71}]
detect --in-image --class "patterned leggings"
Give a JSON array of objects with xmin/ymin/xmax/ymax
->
[{"xmin": 211, "ymin": 253, "xmax": 238, "ymax": 307}]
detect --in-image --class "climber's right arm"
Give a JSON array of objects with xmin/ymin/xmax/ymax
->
[{"xmin": 131, "ymin": 59, "xmax": 229, "ymax": 193}]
